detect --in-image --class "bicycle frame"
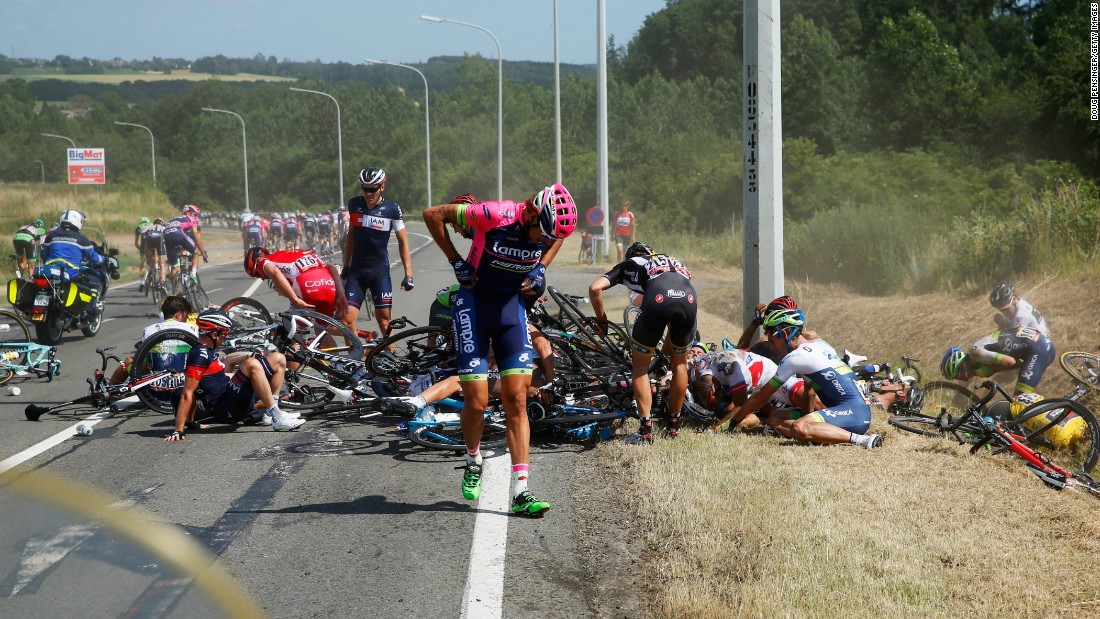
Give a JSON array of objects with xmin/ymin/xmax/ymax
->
[
  {"xmin": 0, "ymin": 341, "xmax": 60, "ymax": 379},
  {"xmin": 25, "ymin": 347, "xmax": 170, "ymax": 420}
]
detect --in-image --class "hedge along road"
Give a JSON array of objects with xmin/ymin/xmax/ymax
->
[{"xmin": 0, "ymin": 222, "xmax": 601, "ymax": 619}]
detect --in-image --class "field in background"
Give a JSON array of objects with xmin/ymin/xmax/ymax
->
[{"xmin": 1, "ymin": 68, "xmax": 294, "ymax": 84}]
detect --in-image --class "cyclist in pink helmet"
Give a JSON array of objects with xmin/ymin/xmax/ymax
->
[{"xmin": 422, "ymin": 182, "xmax": 577, "ymax": 517}]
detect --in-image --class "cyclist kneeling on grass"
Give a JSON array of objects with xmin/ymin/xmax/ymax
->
[
  {"xmin": 163, "ymin": 309, "xmax": 304, "ymax": 442},
  {"xmin": 733, "ymin": 309, "xmax": 883, "ymax": 449}
]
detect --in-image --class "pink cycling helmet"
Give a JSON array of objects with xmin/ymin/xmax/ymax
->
[
  {"xmin": 182, "ymin": 204, "xmax": 200, "ymax": 216},
  {"xmin": 533, "ymin": 183, "xmax": 577, "ymax": 240}
]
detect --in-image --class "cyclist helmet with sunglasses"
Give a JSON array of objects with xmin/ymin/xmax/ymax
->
[
  {"xmin": 988, "ymin": 281, "xmax": 1049, "ymax": 337},
  {"xmin": 342, "ymin": 165, "xmax": 414, "ymax": 336}
]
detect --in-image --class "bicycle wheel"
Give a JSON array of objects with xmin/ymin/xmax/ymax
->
[
  {"xmin": 915, "ymin": 381, "xmax": 980, "ymax": 419},
  {"xmin": 279, "ymin": 362, "xmax": 336, "ymax": 411},
  {"xmin": 282, "ymin": 309, "xmax": 364, "ymax": 359},
  {"xmin": 623, "ymin": 305, "xmax": 642, "ymax": 336},
  {"xmin": 0, "ymin": 309, "xmax": 32, "ymax": 366},
  {"xmin": 189, "ymin": 281, "xmax": 210, "ymax": 311},
  {"xmin": 129, "ymin": 328, "xmax": 199, "ymax": 413},
  {"xmin": 1005, "ymin": 399, "xmax": 1100, "ymax": 474},
  {"xmin": 364, "ymin": 326, "xmax": 454, "ymax": 378},
  {"xmin": 408, "ymin": 409, "xmax": 508, "ymax": 452},
  {"xmin": 221, "ymin": 297, "xmax": 272, "ymax": 330},
  {"xmin": 1059, "ymin": 352, "xmax": 1100, "ymax": 389}
]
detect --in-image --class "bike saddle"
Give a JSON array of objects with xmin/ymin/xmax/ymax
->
[{"xmin": 843, "ymin": 350, "xmax": 868, "ymax": 366}]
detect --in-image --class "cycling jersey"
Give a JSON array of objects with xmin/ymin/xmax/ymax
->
[
  {"xmin": 263, "ymin": 249, "xmax": 337, "ymax": 316},
  {"xmin": 180, "ymin": 343, "xmax": 272, "ymax": 423},
  {"xmin": 245, "ymin": 217, "xmax": 265, "ymax": 243},
  {"xmin": 13, "ymin": 224, "xmax": 40, "ymax": 260},
  {"xmin": 995, "ymin": 298, "xmax": 1050, "ymax": 337},
  {"xmin": 456, "ymin": 201, "xmax": 547, "ymax": 295},
  {"xmin": 164, "ymin": 215, "xmax": 200, "ymax": 263},
  {"xmin": 605, "ymin": 254, "xmax": 696, "ymax": 353},
  {"xmin": 271, "ymin": 218, "xmax": 284, "ymax": 233},
  {"xmin": 768, "ymin": 339, "xmax": 871, "ymax": 433},
  {"xmin": 14, "ymin": 224, "xmax": 42, "ymax": 243},
  {"xmin": 142, "ymin": 224, "xmax": 166, "ymax": 254},
  {"xmin": 613, "ymin": 210, "xmax": 634, "ymax": 238},
  {"xmin": 692, "ymin": 349, "xmax": 777, "ymax": 397},
  {"xmin": 968, "ymin": 327, "xmax": 1055, "ymax": 393},
  {"xmin": 347, "ymin": 196, "xmax": 404, "ymax": 269}
]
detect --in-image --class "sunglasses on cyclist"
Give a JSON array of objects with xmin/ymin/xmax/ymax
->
[{"xmin": 361, "ymin": 185, "xmax": 381, "ymax": 194}]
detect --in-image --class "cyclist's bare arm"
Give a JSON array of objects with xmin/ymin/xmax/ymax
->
[
  {"xmin": 539, "ymin": 237, "xmax": 565, "ymax": 267},
  {"xmin": 193, "ymin": 230, "xmax": 208, "ymax": 259},
  {"xmin": 262, "ymin": 262, "xmax": 313, "ymax": 310},
  {"xmin": 395, "ymin": 227, "xmax": 414, "ymax": 280},
  {"xmin": 423, "ymin": 204, "xmax": 463, "ymax": 263},
  {"xmin": 588, "ymin": 276, "xmax": 614, "ymax": 322}
]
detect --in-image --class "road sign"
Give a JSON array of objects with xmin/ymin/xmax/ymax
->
[
  {"xmin": 585, "ymin": 206, "xmax": 604, "ymax": 226},
  {"xmin": 68, "ymin": 148, "xmax": 105, "ymax": 185}
]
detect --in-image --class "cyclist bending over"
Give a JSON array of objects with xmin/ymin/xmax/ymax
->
[
  {"xmin": 941, "ymin": 325, "xmax": 1056, "ymax": 415},
  {"xmin": 422, "ymin": 183, "xmax": 577, "ymax": 516}
]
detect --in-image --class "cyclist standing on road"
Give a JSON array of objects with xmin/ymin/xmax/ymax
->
[
  {"xmin": 589, "ymin": 241, "xmax": 697, "ymax": 444},
  {"xmin": 341, "ymin": 166, "xmax": 414, "ymax": 337},
  {"xmin": 989, "ymin": 282, "xmax": 1050, "ymax": 337},
  {"xmin": 612, "ymin": 200, "xmax": 636, "ymax": 262},
  {"xmin": 422, "ymin": 182, "xmax": 578, "ymax": 516}
]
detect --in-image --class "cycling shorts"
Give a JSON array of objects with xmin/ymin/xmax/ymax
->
[
  {"xmin": 294, "ymin": 278, "xmax": 337, "ymax": 318},
  {"xmin": 164, "ymin": 230, "xmax": 197, "ymax": 264},
  {"xmin": 1016, "ymin": 338, "xmax": 1056, "ymax": 393},
  {"xmin": 803, "ymin": 400, "xmax": 872, "ymax": 435},
  {"xmin": 630, "ymin": 275, "xmax": 698, "ymax": 355},
  {"xmin": 343, "ymin": 265, "xmax": 392, "ymax": 310},
  {"xmin": 12, "ymin": 239, "xmax": 36, "ymax": 260},
  {"xmin": 284, "ymin": 228, "xmax": 300, "ymax": 240},
  {"xmin": 246, "ymin": 230, "xmax": 264, "ymax": 245},
  {"xmin": 453, "ymin": 288, "xmax": 533, "ymax": 381},
  {"xmin": 171, "ymin": 355, "xmax": 274, "ymax": 424}
]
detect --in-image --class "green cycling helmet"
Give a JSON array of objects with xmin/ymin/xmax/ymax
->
[
  {"xmin": 140, "ymin": 216, "xmax": 150, "ymax": 225},
  {"xmin": 940, "ymin": 347, "xmax": 968, "ymax": 380},
  {"xmin": 762, "ymin": 308, "xmax": 804, "ymax": 332},
  {"xmin": 33, "ymin": 218, "xmax": 44, "ymax": 228}
]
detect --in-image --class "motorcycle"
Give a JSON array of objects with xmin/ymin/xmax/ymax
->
[{"xmin": 7, "ymin": 234, "xmax": 120, "ymax": 345}]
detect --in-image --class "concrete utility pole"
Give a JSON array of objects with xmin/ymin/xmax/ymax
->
[
  {"xmin": 742, "ymin": 0, "xmax": 784, "ymax": 326},
  {"xmin": 596, "ymin": 0, "xmax": 610, "ymax": 256}
]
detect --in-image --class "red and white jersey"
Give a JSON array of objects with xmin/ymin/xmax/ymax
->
[
  {"xmin": 691, "ymin": 349, "xmax": 776, "ymax": 396},
  {"xmin": 262, "ymin": 249, "xmax": 336, "ymax": 313}
]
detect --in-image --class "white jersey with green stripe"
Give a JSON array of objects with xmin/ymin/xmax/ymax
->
[{"xmin": 768, "ymin": 339, "xmax": 863, "ymax": 407}]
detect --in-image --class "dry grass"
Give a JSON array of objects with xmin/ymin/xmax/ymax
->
[{"xmin": 557, "ymin": 232, "xmax": 1100, "ymax": 618}]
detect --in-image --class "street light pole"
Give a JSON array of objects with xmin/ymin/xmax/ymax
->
[
  {"xmin": 201, "ymin": 107, "xmax": 250, "ymax": 213},
  {"xmin": 113, "ymin": 121, "xmax": 157, "ymax": 187},
  {"xmin": 33, "ymin": 160, "xmax": 44, "ymax": 183},
  {"xmin": 421, "ymin": 15, "xmax": 503, "ymax": 200},
  {"xmin": 289, "ymin": 87, "xmax": 345, "ymax": 209},
  {"xmin": 553, "ymin": 0, "xmax": 562, "ymax": 183},
  {"xmin": 41, "ymin": 133, "xmax": 76, "ymax": 148},
  {"xmin": 365, "ymin": 59, "xmax": 432, "ymax": 210}
]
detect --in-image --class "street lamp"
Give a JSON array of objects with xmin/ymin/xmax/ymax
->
[
  {"xmin": 201, "ymin": 107, "xmax": 250, "ymax": 213},
  {"xmin": 289, "ymin": 87, "xmax": 345, "ymax": 209},
  {"xmin": 421, "ymin": 14, "xmax": 503, "ymax": 200},
  {"xmin": 33, "ymin": 160, "xmax": 44, "ymax": 183},
  {"xmin": 41, "ymin": 133, "xmax": 76, "ymax": 148},
  {"xmin": 113, "ymin": 121, "xmax": 157, "ymax": 187},
  {"xmin": 365, "ymin": 59, "xmax": 432, "ymax": 210}
]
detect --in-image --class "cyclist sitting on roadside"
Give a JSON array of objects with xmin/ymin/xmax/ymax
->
[
  {"xmin": 12, "ymin": 218, "xmax": 45, "ymax": 278},
  {"xmin": 589, "ymin": 241, "xmax": 697, "ymax": 443},
  {"xmin": 244, "ymin": 246, "xmax": 348, "ymax": 320},
  {"xmin": 941, "ymin": 326, "xmax": 1056, "ymax": 410},
  {"xmin": 989, "ymin": 282, "xmax": 1050, "ymax": 337},
  {"xmin": 163, "ymin": 308, "xmax": 304, "ymax": 442},
  {"xmin": 734, "ymin": 309, "xmax": 883, "ymax": 449},
  {"xmin": 690, "ymin": 347, "xmax": 780, "ymax": 433},
  {"xmin": 163, "ymin": 204, "xmax": 208, "ymax": 292},
  {"xmin": 422, "ymin": 182, "xmax": 577, "ymax": 516}
]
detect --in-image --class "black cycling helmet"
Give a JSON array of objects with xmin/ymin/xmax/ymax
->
[
  {"xmin": 625, "ymin": 241, "xmax": 653, "ymax": 261},
  {"xmin": 989, "ymin": 282, "xmax": 1015, "ymax": 309}
]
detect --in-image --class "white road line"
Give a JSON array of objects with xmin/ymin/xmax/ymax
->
[
  {"xmin": 461, "ymin": 449, "xmax": 511, "ymax": 619},
  {"xmin": 206, "ymin": 287, "xmax": 223, "ymax": 294},
  {"xmin": 243, "ymin": 278, "xmax": 264, "ymax": 297},
  {"xmin": 0, "ymin": 406, "xmax": 122, "ymax": 475}
]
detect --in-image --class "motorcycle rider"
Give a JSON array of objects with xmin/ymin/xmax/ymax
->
[{"xmin": 38, "ymin": 210, "xmax": 111, "ymax": 317}]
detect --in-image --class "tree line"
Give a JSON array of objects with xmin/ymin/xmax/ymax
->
[{"xmin": 0, "ymin": 0, "xmax": 1095, "ymax": 294}]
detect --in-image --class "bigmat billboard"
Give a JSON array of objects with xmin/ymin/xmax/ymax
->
[{"xmin": 68, "ymin": 148, "xmax": 105, "ymax": 185}]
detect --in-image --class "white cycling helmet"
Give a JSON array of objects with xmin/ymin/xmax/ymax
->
[
  {"xmin": 358, "ymin": 166, "xmax": 386, "ymax": 187},
  {"xmin": 59, "ymin": 209, "xmax": 85, "ymax": 231}
]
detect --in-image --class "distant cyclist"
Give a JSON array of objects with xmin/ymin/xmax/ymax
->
[
  {"xmin": 589, "ymin": 241, "xmax": 697, "ymax": 443},
  {"xmin": 989, "ymin": 282, "xmax": 1049, "ymax": 338},
  {"xmin": 12, "ymin": 218, "xmax": 45, "ymax": 278},
  {"xmin": 341, "ymin": 166, "xmax": 414, "ymax": 337},
  {"xmin": 163, "ymin": 204, "xmax": 209, "ymax": 291},
  {"xmin": 140, "ymin": 217, "xmax": 168, "ymax": 292},
  {"xmin": 422, "ymin": 182, "xmax": 577, "ymax": 516}
]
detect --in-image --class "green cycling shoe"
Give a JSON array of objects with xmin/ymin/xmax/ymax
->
[
  {"xmin": 458, "ymin": 463, "xmax": 482, "ymax": 501},
  {"xmin": 511, "ymin": 491, "xmax": 551, "ymax": 516}
]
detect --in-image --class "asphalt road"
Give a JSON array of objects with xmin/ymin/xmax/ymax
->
[{"xmin": 0, "ymin": 223, "xmax": 608, "ymax": 619}]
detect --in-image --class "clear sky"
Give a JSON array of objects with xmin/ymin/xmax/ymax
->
[{"xmin": 1, "ymin": 0, "xmax": 668, "ymax": 66}]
